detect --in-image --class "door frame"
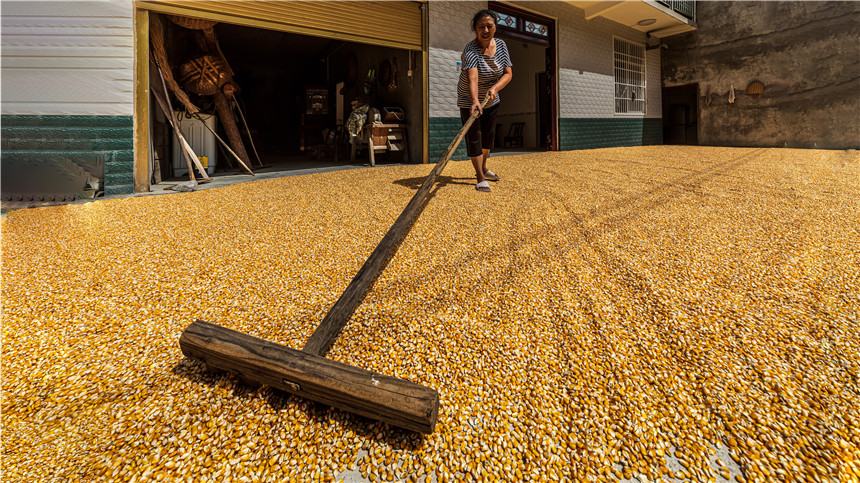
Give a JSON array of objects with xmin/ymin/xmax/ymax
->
[
  {"xmin": 661, "ymin": 83, "xmax": 699, "ymax": 145},
  {"xmin": 489, "ymin": 1, "xmax": 558, "ymax": 151}
]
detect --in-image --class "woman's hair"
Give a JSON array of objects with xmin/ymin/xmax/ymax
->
[{"xmin": 471, "ymin": 9, "xmax": 499, "ymax": 30}]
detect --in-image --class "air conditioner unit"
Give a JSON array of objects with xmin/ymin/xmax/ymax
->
[{"xmin": 172, "ymin": 112, "xmax": 218, "ymax": 177}]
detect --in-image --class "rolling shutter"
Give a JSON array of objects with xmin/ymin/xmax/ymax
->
[{"xmin": 137, "ymin": 1, "xmax": 424, "ymax": 51}]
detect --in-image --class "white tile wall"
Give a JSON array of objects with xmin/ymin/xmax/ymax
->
[
  {"xmin": 429, "ymin": 1, "xmax": 487, "ymax": 118},
  {"xmin": 559, "ymin": 69, "xmax": 615, "ymax": 118},
  {"xmin": 646, "ymin": 49, "xmax": 662, "ymax": 119},
  {"xmin": 429, "ymin": 47, "xmax": 463, "ymax": 118},
  {"xmin": 429, "ymin": 1, "xmax": 486, "ymax": 53}
]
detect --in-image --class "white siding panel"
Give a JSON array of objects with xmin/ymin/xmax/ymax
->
[
  {"xmin": 2, "ymin": 69, "xmax": 133, "ymax": 103},
  {"xmin": 1, "ymin": 0, "xmax": 132, "ymax": 18},
  {"xmin": 1, "ymin": 0, "xmax": 134, "ymax": 115},
  {"xmin": 2, "ymin": 56, "xmax": 133, "ymax": 69}
]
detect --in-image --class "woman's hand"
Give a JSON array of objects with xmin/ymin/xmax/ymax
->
[
  {"xmin": 486, "ymin": 87, "xmax": 499, "ymax": 101},
  {"xmin": 470, "ymin": 99, "xmax": 483, "ymax": 117}
]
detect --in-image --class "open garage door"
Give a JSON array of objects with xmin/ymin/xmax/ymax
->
[
  {"xmin": 134, "ymin": 1, "xmax": 428, "ymax": 192},
  {"xmin": 138, "ymin": 1, "xmax": 423, "ymax": 50}
]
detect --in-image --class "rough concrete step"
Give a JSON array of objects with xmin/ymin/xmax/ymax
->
[
  {"xmin": 2, "ymin": 156, "xmax": 98, "ymax": 202},
  {"xmin": 1, "ymin": 149, "xmax": 133, "ymax": 175}
]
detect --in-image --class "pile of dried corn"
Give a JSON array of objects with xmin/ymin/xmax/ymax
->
[{"xmin": 2, "ymin": 146, "xmax": 858, "ymax": 482}]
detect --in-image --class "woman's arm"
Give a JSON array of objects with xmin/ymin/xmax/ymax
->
[
  {"xmin": 466, "ymin": 68, "xmax": 482, "ymax": 115},
  {"xmin": 487, "ymin": 66, "xmax": 513, "ymax": 101}
]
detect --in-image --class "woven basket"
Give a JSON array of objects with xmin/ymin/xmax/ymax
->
[
  {"xmin": 179, "ymin": 56, "xmax": 228, "ymax": 96},
  {"xmin": 746, "ymin": 81, "xmax": 765, "ymax": 99},
  {"xmin": 168, "ymin": 15, "xmax": 217, "ymax": 30}
]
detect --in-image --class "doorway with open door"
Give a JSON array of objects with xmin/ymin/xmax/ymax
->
[
  {"xmin": 662, "ymin": 83, "xmax": 698, "ymax": 145},
  {"xmin": 489, "ymin": 2, "xmax": 557, "ymax": 153}
]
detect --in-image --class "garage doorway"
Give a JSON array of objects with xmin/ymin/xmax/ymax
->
[{"xmin": 135, "ymin": 1, "xmax": 427, "ymax": 191}]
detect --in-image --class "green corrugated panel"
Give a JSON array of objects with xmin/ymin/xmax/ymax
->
[{"xmin": 1, "ymin": 115, "xmax": 135, "ymax": 127}]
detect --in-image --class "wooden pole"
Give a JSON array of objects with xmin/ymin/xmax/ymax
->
[
  {"xmin": 214, "ymin": 89, "xmax": 254, "ymax": 174},
  {"xmin": 190, "ymin": 111, "xmax": 254, "ymax": 175},
  {"xmin": 232, "ymin": 97, "xmax": 264, "ymax": 167},
  {"xmin": 302, "ymin": 95, "xmax": 492, "ymax": 356}
]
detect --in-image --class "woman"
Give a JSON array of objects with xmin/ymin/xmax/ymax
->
[{"xmin": 457, "ymin": 9, "xmax": 513, "ymax": 192}]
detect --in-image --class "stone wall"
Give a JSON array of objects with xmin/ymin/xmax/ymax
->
[{"xmin": 662, "ymin": 1, "xmax": 860, "ymax": 149}]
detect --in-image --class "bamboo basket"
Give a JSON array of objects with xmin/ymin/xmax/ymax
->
[
  {"xmin": 180, "ymin": 56, "xmax": 228, "ymax": 96},
  {"xmin": 168, "ymin": 15, "xmax": 218, "ymax": 30}
]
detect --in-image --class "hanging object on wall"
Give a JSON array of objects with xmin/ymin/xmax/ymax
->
[
  {"xmin": 168, "ymin": 15, "xmax": 234, "ymax": 78},
  {"xmin": 746, "ymin": 81, "xmax": 765, "ymax": 99},
  {"xmin": 364, "ymin": 68, "xmax": 377, "ymax": 96},
  {"xmin": 166, "ymin": 14, "xmax": 252, "ymax": 173},
  {"xmin": 728, "ymin": 84, "xmax": 736, "ymax": 104},
  {"xmin": 378, "ymin": 60, "xmax": 391, "ymax": 91},
  {"xmin": 346, "ymin": 52, "xmax": 359, "ymax": 87},
  {"xmin": 705, "ymin": 89, "xmax": 713, "ymax": 107},
  {"xmin": 389, "ymin": 57, "xmax": 398, "ymax": 91}
]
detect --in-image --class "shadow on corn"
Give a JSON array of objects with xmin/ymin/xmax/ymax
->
[
  {"xmin": 393, "ymin": 174, "xmax": 473, "ymax": 191},
  {"xmin": 170, "ymin": 357, "xmax": 429, "ymax": 449}
]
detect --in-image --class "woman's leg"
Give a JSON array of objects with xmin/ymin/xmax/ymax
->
[
  {"xmin": 461, "ymin": 108, "xmax": 491, "ymax": 191},
  {"xmin": 472, "ymin": 154, "xmax": 486, "ymax": 182},
  {"xmin": 472, "ymin": 154, "xmax": 490, "ymax": 192},
  {"xmin": 481, "ymin": 148, "xmax": 490, "ymax": 175},
  {"xmin": 479, "ymin": 106, "xmax": 500, "ymax": 181}
]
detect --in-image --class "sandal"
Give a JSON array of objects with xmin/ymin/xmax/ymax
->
[
  {"xmin": 475, "ymin": 180, "xmax": 491, "ymax": 192},
  {"xmin": 484, "ymin": 170, "xmax": 501, "ymax": 181}
]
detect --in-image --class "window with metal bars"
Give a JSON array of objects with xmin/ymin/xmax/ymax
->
[{"xmin": 613, "ymin": 37, "xmax": 646, "ymax": 115}]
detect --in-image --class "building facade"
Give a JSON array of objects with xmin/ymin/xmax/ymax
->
[{"xmin": 3, "ymin": 1, "xmax": 697, "ymax": 200}]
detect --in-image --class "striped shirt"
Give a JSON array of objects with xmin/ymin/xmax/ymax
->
[{"xmin": 457, "ymin": 38, "xmax": 513, "ymax": 109}]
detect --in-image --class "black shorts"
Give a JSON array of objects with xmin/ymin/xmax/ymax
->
[{"xmin": 459, "ymin": 103, "xmax": 499, "ymax": 158}]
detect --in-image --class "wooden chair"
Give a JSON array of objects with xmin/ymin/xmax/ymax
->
[{"xmin": 504, "ymin": 122, "xmax": 525, "ymax": 148}]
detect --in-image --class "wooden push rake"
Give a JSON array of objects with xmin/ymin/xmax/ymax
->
[{"xmin": 179, "ymin": 96, "xmax": 493, "ymax": 434}]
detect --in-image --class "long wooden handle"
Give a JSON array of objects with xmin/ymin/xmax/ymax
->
[{"xmin": 302, "ymin": 95, "xmax": 494, "ymax": 356}]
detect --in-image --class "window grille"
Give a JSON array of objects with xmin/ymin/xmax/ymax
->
[
  {"xmin": 524, "ymin": 20, "xmax": 548, "ymax": 37},
  {"xmin": 613, "ymin": 37, "xmax": 646, "ymax": 115},
  {"xmin": 497, "ymin": 14, "xmax": 517, "ymax": 29}
]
